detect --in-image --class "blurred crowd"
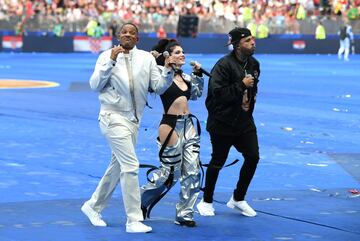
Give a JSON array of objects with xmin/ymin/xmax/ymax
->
[{"xmin": 0, "ymin": 0, "xmax": 359, "ymax": 37}]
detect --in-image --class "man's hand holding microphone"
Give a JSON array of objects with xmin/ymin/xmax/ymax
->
[{"xmin": 242, "ymin": 74, "xmax": 254, "ymax": 88}]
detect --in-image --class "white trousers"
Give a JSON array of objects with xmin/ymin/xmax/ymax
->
[
  {"xmin": 87, "ymin": 111, "xmax": 143, "ymax": 223},
  {"xmin": 338, "ymin": 38, "xmax": 350, "ymax": 60}
]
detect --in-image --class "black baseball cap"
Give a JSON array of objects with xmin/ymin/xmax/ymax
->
[{"xmin": 226, "ymin": 27, "xmax": 252, "ymax": 46}]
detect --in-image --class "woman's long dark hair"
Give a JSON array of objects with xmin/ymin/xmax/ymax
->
[{"xmin": 152, "ymin": 38, "xmax": 180, "ymax": 66}]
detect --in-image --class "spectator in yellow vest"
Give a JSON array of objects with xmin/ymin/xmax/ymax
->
[
  {"xmin": 296, "ymin": 3, "xmax": 306, "ymax": 20},
  {"xmin": 257, "ymin": 18, "xmax": 269, "ymax": 39},
  {"xmin": 84, "ymin": 19, "xmax": 98, "ymax": 37},
  {"xmin": 315, "ymin": 20, "xmax": 326, "ymax": 40},
  {"xmin": 242, "ymin": 4, "xmax": 253, "ymax": 26},
  {"xmin": 247, "ymin": 21, "xmax": 257, "ymax": 37}
]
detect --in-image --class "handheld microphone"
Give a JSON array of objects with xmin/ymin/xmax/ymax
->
[
  {"xmin": 162, "ymin": 51, "xmax": 169, "ymax": 57},
  {"xmin": 245, "ymin": 74, "xmax": 253, "ymax": 100},
  {"xmin": 189, "ymin": 61, "xmax": 211, "ymax": 77},
  {"xmin": 163, "ymin": 51, "xmax": 170, "ymax": 58}
]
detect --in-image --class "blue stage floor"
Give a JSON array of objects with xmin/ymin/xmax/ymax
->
[{"xmin": 0, "ymin": 53, "xmax": 359, "ymax": 241}]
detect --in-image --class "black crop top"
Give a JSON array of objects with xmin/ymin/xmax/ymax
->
[{"xmin": 160, "ymin": 80, "xmax": 191, "ymax": 113}]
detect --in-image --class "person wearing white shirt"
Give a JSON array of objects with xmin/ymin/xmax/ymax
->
[
  {"xmin": 338, "ymin": 19, "xmax": 354, "ymax": 61},
  {"xmin": 81, "ymin": 22, "xmax": 175, "ymax": 233}
]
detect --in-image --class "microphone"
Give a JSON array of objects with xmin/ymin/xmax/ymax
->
[
  {"xmin": 162, "ymin": 51, "xmax": 169, "ymax": 57},
  {"xmin": 163, "ymin": 51, "xmax": 176, "ymax": 71},
  {"xmin": 189, "ymin": 61, "xmax": 211, "ymax": 77},
  {"xmin": 245, "ymin": 74, "xmax": 254, "ymax": 100}
]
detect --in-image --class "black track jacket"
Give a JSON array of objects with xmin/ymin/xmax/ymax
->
[{"xmin": 205, "ymin": 51, "xmax": 260, "ymax": 136}]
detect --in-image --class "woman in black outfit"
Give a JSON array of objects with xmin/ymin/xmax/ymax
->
[{"xmin": 141, "ymin": 39, "xmax": 204, "ymax": 227}]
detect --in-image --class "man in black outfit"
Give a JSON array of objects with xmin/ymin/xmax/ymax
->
[{"xmin": 197, "ymin": 27, "xmax": 260, "ymax": 217}]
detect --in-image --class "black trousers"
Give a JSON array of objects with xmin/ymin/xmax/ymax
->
[{"xmin": 203, "ymin": 130, "xmax": 259, "ymax": 203}]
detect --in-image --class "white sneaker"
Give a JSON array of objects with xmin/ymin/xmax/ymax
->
[
  {"xmin": 196, "ymin": 198, "xmax": 215, "ymax": 216},
  {"xmin": 226, "ymin": 195, "xmax": 257, "ymax": 217},
  {"xmin": 126, "ymin": 221, "xmax": 152, "ymax": 233},
  {"xmin": 81, "ymin": 202, "xmax": 107, "ymax": 227}
]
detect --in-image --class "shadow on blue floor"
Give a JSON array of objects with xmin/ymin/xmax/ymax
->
[{"xmin": 0, "ymin": 53, "xmax": 359, "ymax": 241}]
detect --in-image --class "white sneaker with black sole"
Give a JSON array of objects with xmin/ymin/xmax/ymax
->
[
  {"xmin": 196, "ymin": 198, "xmax": 215, "ymax": 216},
  {"xmin": 126, "ymin": 221, "xmax": 152, "ymax": 233},
  {"xmin": 226, "ymin": 195, "xmax": 257, "ymax": 217},
  {"xmin": 81, "ymin": 201, "xmax": 107, "ymax": 227}
]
